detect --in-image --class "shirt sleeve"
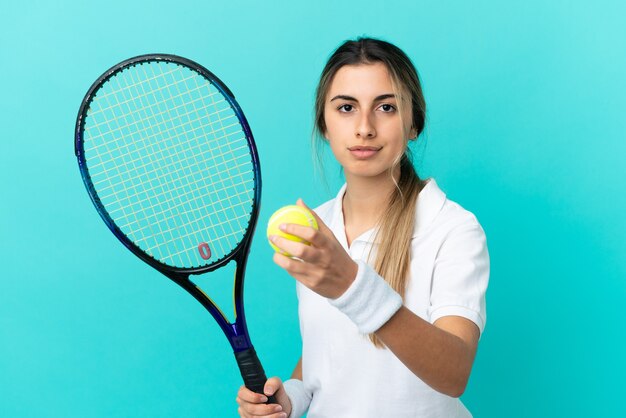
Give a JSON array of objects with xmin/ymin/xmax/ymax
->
[{"xmin": 428, "ymin": 219, "xmax": 490, "ymax": 337}]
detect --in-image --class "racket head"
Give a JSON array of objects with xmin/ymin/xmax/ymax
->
[{"xmin": 75, "ymin": 54, "xmax": 261, "ymax": 276}]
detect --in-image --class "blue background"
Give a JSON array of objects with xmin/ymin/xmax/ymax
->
[{"xmin": 1, "ymin": 1, "xmax": 625, "ymax": 416}]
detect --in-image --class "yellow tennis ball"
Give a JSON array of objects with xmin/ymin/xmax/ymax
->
[{"xmin": 267, "ymin": 205, "xmax": 319, "ymax": 256}]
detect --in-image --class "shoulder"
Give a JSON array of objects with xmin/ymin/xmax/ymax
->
[
  {"xmin": 439, "ymin": 200, "xmax": 485, "ymax": 236},
  {"xmin": 411, "ymin": 180, "xmax": 489, "ymax": 270},
  {"xmin": 431, "ymin": 200, "xmax": 489, "ymax": 269},
  {"xmin": 416, "ymin": 178, "xmax": 486, "ymax": 241},
  {"xmin": 427, "ymin": 194, "xmax": 489, "ymax": 272}
]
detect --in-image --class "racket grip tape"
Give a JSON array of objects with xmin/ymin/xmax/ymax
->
[{"xmin": 235, "ymin": 348, "xmax": 277, "ymax": 404}]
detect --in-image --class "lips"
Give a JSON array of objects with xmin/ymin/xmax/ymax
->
[{"xmin": 348, "ymin": 146, "xmax": 382, "ymax": 159}]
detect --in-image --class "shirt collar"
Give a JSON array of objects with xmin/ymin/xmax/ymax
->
[
  {"xmin": 328, "ymin": 177, "xmax": 447, "ymax": 245},
  {"xmin": 413, "ymin": 178, "xmax": 447, "ymax": 238}
]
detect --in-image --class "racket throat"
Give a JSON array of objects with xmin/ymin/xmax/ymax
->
[
  {"xmin": 167, "ymin": 272, "xmax": 254, "ymax": 351},
  {"xmin": 229, "ymin": 322, "xmax": 254, "ymax": 351}
]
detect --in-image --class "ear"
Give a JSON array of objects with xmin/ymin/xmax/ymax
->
[{"xmin": 408, "ymin": 127, "xmax": 418, "ymax": 140}]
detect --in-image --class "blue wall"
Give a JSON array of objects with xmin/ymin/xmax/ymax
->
[{"xmin": 1, "ymin": 1, "xmax": 624, "ymax": 416}]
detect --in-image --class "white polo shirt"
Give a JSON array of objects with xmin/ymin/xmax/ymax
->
[{"xmin": 296, "ymin": 178, "xmax": 490, "ymax": 418}]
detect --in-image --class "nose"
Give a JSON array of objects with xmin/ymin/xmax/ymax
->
[{"xmin": 356, "ymin": 112, "xmax": 376, "ymax": 139}]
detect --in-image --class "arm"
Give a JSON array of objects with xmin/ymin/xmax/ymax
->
[
  {"xmin": 376, "ymin": 309, "xmax": 479, "ymax": 397},
  {"xmin": 271, "ymin": 201, "xmax": 485, "ymax": 398},
  {"xmin": 291, "ymin": 356, "xmax": 303, "ymax": 380}
]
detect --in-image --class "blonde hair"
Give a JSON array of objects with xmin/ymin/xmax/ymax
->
[{"xmin": 313, "ymin": 37, "xmax": 427, "ymax": 348}]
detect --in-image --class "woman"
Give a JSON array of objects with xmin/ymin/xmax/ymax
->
[{"xmin": 237, "ymin": 37, "xmax": 490, "ymax": 418}]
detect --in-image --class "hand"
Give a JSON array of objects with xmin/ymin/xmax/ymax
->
[
  {"xmin": 270, "ymin": 199, "xmax": 358, "ymax": 299},
  {"xmin": 236, "ymin": 377, "xmax": 291, "ymax": 418}
]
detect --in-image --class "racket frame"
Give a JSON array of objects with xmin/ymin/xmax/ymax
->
[{"xmin": 74, "ymin": 54, "xmax": 263, "ymax": 354}]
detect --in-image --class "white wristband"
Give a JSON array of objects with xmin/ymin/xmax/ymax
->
[
  {"xmin": 328, "ymin": 259, "xmax": 403, "ymax": 334},
  {"xmin": 283, "ymin": 378, "xmax": 311, "ymax": 418}
]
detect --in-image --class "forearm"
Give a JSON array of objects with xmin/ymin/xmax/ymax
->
[
  {"xmin": 374, "ymin": 307, "xmax": 476, "ymax": 397},
  {"xmin": 291, "ymin": 357, "xmax": 302, "ymax": 380}
]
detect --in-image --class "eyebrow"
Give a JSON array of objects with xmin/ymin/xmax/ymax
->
[{"xmin": 330, "ymin": 93, "xmax": 396, "ymax": 102}]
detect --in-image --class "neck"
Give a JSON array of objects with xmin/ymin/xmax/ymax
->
[{"xmin": 342, "ymin": 170, "xmax": 399, "ymax": 230}]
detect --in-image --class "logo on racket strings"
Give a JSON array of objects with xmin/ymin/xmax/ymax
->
[{"xmin": 198, "ymin": 242, "xmax": 212, "ymax": 260}]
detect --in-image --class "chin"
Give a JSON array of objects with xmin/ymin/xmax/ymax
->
[{"xmin": 345, "ymin": 166, "xmax": 390, "ymax": 179}]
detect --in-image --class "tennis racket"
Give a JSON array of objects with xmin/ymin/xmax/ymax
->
[{"xmin": 74, "ymin": 54, "xmax": 276, "ymax": 403}]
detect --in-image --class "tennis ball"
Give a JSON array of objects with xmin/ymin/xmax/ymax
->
[{"xmin": 267, "ymin": 205, "xmax": 319, "ymax": 256}]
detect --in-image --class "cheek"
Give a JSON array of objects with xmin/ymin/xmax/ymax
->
[
  {"xmin": 378, "ymin": 117, "xmax": 404, "ymax": 139},
  {"xmin": 379, "ymin": 120, "xmax": 408, "ymax": 154},
  {"xmin": 324, "ymin": 112, "xmax": 350, "ymax": 139},
  {"xmin": 324, "ymin": 140, "xmax": 347, "ymax": 167}
]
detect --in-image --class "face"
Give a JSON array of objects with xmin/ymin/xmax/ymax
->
[{"xmin": 323, "ymin": 62, "xmax": 415, "ymax": 181}]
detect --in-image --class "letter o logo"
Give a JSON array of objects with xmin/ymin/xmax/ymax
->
[{"xmin": 198, "ymin": 242, "xmax": 211, "ymax": 260}]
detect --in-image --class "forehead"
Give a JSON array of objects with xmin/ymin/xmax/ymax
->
[{"xmin": 327, "ymin": 62, "xmax": 394, "ymax": 98}]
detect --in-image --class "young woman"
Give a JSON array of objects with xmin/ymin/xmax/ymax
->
[{"xmin": 236, "ymin": 37, "xmax": 490, "ymax": 418}]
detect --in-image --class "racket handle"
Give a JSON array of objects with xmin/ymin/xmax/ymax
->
[{"xmin": 235, "ymin": 347, "xmax": 277, "ymax": 404}]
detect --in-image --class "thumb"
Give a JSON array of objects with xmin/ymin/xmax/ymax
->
[
  {"xmin": 263, "ymin": 377, "xmax": 283, "ymax": 396},
  {"xmin": 297, "ymin": 198, "xmax": 330, "ymax": 234}
]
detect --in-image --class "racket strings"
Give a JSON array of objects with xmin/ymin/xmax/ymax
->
[
  {"xmin": 100, "ymin": 66, "xmax": 194, "ymax": 264},
  {"xmin": 127, "ymin": 65, "xmax": 200, "ymax": 263},
  {"xmin": 87, "ymin": 112, "xmax": 237, "ymax": 173},
  {"xmin": 86, "ymin": 90, "xmax": 231, "ymax": 152},
  {"xmin": 95, "ymin": 63, "xmax": 249, "ymax": 265},
  {"xmin": 190, "ymin": 67, "xmax": 253, "ymax": 249},
  {"xmin": 113, "ymin": 171, "xmax": 253, "ymax": 242},
  {"xmin": 88, "ymin": 73, "xmax": 202, "ymax": 122},
  {"xmin": 99, "ymin": 145, "xmax": 249, "ymax": 211},
  {"xmin": 110, "ymin": 65, "xmax": 191, "ymax": 261},
  {"xmin": 82, "ymin": 61, "xmax": 256, "ymax": 268}
]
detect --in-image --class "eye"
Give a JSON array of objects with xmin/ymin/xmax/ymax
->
[
  {"xmin": 379, "ymin": 104, "xmax": 396, "ymax": 112},
  {"xmin": 338, "ymin": 104, "xmax": 354, "ymax": 112}
]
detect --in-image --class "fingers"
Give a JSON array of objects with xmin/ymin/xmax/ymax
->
[
  {"xmin": 269, "ymin": 198, "xmax": 332, "ymax": 248},
  {"xmin": 273, "ymin": 252, "xmax": 310, "ymax": 278},
  {"xmin": 297, "ymin": 198, "xmax": 332, "ymax": 234},
  {"xmin": 284, "ymin": 222, "xmax": 319, "ymax": 243},
  {"xmin": 237, "ymin": 406, "xmax": 287, "ymax": 418},
  {"xmin": 236, "ymin": 384, "xmax": 287, "ymax": 418},
  {"xmin": 237, "ymin": 384, "xmax": 268, "ymax": 404},
  {"xmin": 270, "ymin": 235, "xmax": 316, "ymax": 261},
  {"xmin": 236, "ymin": 403, "xmax": 286, "ymax": 418},
  {"xmin": 276, "ymin": 222, "xmax": 325, "ymax": 248}
]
